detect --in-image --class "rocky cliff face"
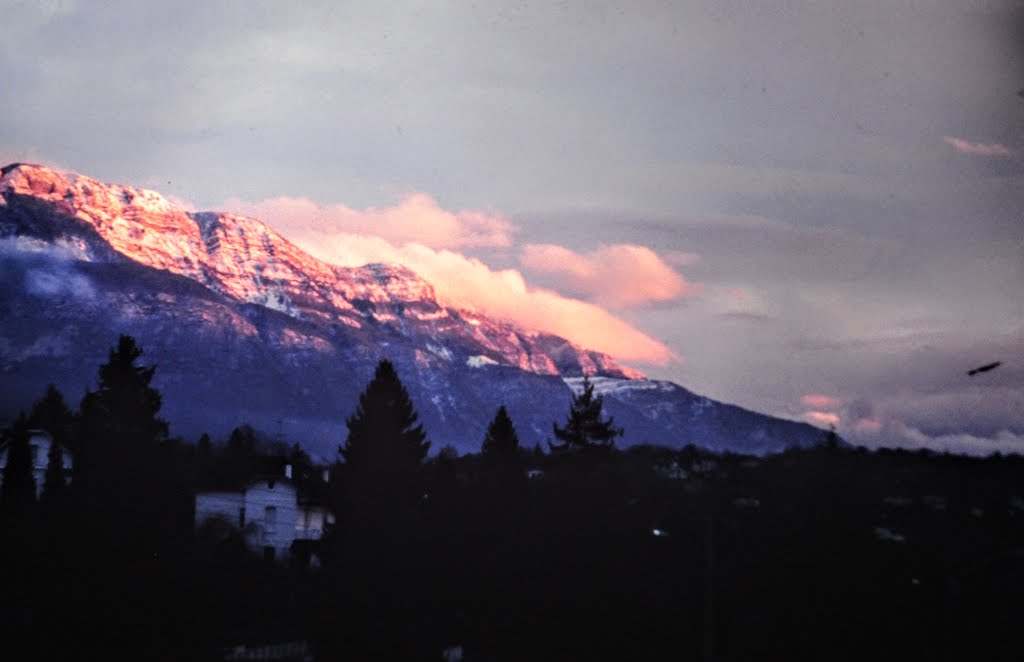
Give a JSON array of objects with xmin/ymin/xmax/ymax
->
[
  {"xmin": 0, "ymin": 163, "xmax": 636, "ymax": 380},
  {"xmin": 0, "ymin": 163, "xmax": 825, "ymax": 456}
]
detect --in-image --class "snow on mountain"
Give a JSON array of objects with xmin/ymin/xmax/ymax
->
[
  {"xmin": 0, "ymin": 163, "xmax": 826, "ymax": 455},
  {"xmin": 0, "ymin": 163, "xmax": 636, "ymax": 380}
]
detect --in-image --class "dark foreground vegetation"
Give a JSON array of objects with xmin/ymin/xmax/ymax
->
[{"xmin": 1, "ymin": 336, "xmax": 1022, "ymax": 661}]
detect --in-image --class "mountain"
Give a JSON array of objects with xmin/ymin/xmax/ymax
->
[{"xmin": 0, "ymin": 163, "xmax": 827, "ymax": 457}]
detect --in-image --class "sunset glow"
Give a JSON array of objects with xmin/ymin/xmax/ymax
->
[
  {"xmin": 520, "ymin": 243, "xmax": 700, "ymax": 309},
  {"xmin": 1, "ymin": 0, "xmax": 1019, "ymax": 451}
]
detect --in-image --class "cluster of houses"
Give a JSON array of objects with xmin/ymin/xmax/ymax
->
[{"xmin": 0, "ymin": 429, "xmax": 332, "ymax": 564}]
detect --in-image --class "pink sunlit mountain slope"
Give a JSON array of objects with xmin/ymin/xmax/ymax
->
[
  {"xmin": 0, "ymin": 163, "xmax": 636, "ymax": 379},
  {"xmin": 0, "ymin": 163, "xmax": 826, "ymax": 455}
]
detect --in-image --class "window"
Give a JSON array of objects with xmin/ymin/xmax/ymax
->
[{"xmin": 265, "ymin": 506, "xmax": 277, "ymax": 534}]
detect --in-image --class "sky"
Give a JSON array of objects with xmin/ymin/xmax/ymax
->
[{"xmin": 1, "ymin": 0, "xmax": 1022, "ymax": 453}]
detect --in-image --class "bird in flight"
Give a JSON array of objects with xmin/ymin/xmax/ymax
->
[{"xmin": 967, "ymin": 361, "xmax": 1001, "ymax": 376}]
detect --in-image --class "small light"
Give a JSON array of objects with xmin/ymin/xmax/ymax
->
[{"xmin": 652, "ymin": 528, "xmax": 668, "ymax": 537}]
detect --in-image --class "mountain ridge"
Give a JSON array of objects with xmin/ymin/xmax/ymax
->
[
  {"xmin": 0, "ymin": 163, "xmax": 827, "ymax": 456},
  {"xmin": 0, "ymin": 162, "xmax": 638, "ymax": 379}
]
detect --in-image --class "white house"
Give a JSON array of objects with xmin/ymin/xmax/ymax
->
[
  {"xmin": 194, "ymin": 469, "xmax": 333, "ymax": 562},
  {"xmin": 0, "ymin": 429, "xmax": 72, "ymax": 498}
]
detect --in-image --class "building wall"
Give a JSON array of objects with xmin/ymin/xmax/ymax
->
[
  {"xmin": 295, "ymin": 506, "xmax": 331, "ymax": 541},
  {"xmin": 0, "ymin": 430, "xmax": 72, "ymax": 499},
  {"xmin": 243, "ymin": 479, "xmax": 299, "ymax": 558},
  {"xmin": 195, "ymin": 491, "xmax": 246, "ymax": 530},
  {"xmin": 194, "ymin": 479, "xmax": 330, "ymax": 561}
]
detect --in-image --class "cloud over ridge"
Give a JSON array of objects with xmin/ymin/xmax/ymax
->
[
  {"xmin": 226, "ymin": 193, "xmax": 514, "ymax": 250},
  {"xmin": 520, "ymin": 243, "xmax": 700, "ymax": 309},
  {"xmin": 223, "ymin": 195, "xmax": 680, "ymax": 365}
]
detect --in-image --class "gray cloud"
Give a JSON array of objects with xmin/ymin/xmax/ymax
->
[
  {"xmin": 0, "ymin": 238, "xmax": 97, "ymax": 301},
  {"xmin": 24, "ymin": 268, "xmax": 95, "ymax": 301},
  {"xmin": 1, "ymin": 1, "xmax": 1021, "ymax": 450}
]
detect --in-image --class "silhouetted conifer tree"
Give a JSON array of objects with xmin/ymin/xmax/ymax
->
[
  {"xmin": 482, "ymin": 406, "xmax": 520, "ymax": 458},
  {"xmin": 481, "ymin": 406, "xmax": 525, "ymax": 489},
  {"xmin": 1, "ymin": 413, "xmax": 36, "ymax": 507},
  {"xmin": 28, "ymin": 386, "xmax": 73, "ymax": 506},
  {"xmin": 287, "ymin": 441, "xmax": 315, "ymax": 491},
  {"xmin": 29, "ymin": 384, "xmax": 74, "ymax": 449},
  {"xmin": 227, "ymin": 424, "xmax": 257, "ymax": 454},
  {"xmin": 77, "ymin": 336, "xmax": 168, "ymax": 468},
  {"xmin": 551, "ymin": 375, "xmax": 623, "ymax": 454},
  {"xmin": 40, "ymin": 433, "xmax": 68, "ymax": 506},
  {"xmin": 822, "ymin": 424, "xmax": 842, "ymax": 450},
  {"xmin": 220, "ymin": 424, "xmax": 261, "ymax": 485},
  {"xmin": 196, "ymin": 432, "xmax": 213, "ymax": 457},
  {"xmin": 74, "ymin": 335, "xmax": 169, "ymax": 556},
  {"xmin": 338, "ymin": 359, "xmax": 429, "ymax": 520}
]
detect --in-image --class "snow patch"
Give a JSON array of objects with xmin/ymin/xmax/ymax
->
[
  {"xmin": 467, "ymin": 355, "xmax": 499, "ymax": 368},
  {"xmin": 427, "ymin": 343, "xmax": 454, "ymax": 362},
  {"xmin": 258, "ymin": 289, "xmax": 298, "ymax": 316},
  {"xmin": 411, "ymin": 309, "xmax": 449, "ymax": 321},
  {"xmin": 563, "ymin": 376, "xmax": 674, "ymax": 396}
]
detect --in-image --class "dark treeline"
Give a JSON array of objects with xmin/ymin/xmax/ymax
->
[{"xmin": 1, "ymin": 336, "xmax": 1023, "ymax": 661}]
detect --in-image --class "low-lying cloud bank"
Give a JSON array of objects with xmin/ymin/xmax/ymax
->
[
  {"xmin": 0, "ymin": 237, "xmax": 96, "ymax": 302},
  {"xmin": 850, "ymin": 422, "xmax": 1024, "ymax": 458},
  {"xmin": 942, "ymin": 136, "xmax": 1016, "ymax": 158},
  {"xmin": 796, "ymin": 389, "xmax": 1024, "ymax": 457}
]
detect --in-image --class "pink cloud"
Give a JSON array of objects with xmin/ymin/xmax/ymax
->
[
  {"xmin": 805, "ymin": 411, "xmax": 840, "ymax": 427},
  {"xmin": 519, "ymin": 243, "xmax": 700, "ymax": 309},
  {"xmin": 801, "ymin": 394, "xmax": 840, "ymax": 410},
  {"xmin": 854, "ymin": 417, "xmax": 882, "ymax": 433},
  {"xmin": 942, "ymin": 136, "xmax": 1015, "ymax": 157},
  {"xmin": 349, "ymin": 241, "xmax": 678, "ymax": 365},
  {"xmin": 224, "ymin": 193, "xmax": 514, "ymax": 250},
  {"xmin": 235, "ymin": 212, "xmax": 679, "ymax": 365}
]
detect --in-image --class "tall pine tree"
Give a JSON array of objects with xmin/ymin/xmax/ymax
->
[
  {"xmin": 78, "ymin": 335, "xmax": 167, "ymax": 456},
  {"xmin": 1, "ymin": 413, "xmax": 36, "ymax": 508},
  {"xmin": 551, "ymin": 375, "xmax": 623, "ymax": 454},
  {"xmin": 29, "ymin": 385, "xmax": 73, "ymax": 505},
  {"xmin": 480, "ymin": 405, "xmax": 525, "ymax": 496},
  {"xmin": 29, "ymin": 385, "xmax": 74, "ymax": 449},
  {"xmin": 481, "ymin": 406, "xmax": 520, "ymax": 458},
  {"xmin": 338, "ymin": 360, "xmax": 430, "ymax": 521},
  {"xmin": 40, "ymin": 434, "xmax": 68, "ymax": 506},
  {"xmin": 75, "ymin": 335, "xmax": 169, "ymax": 557}
]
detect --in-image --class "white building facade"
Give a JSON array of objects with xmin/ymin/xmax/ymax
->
[{"xmin": 194, "ymin": 475, "xmax": 332, "ymax": 561}]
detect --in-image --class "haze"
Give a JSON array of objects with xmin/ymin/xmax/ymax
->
[{"xmin": 1, "ymin": 1, "xmax": 1021, "ymax": 453}]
